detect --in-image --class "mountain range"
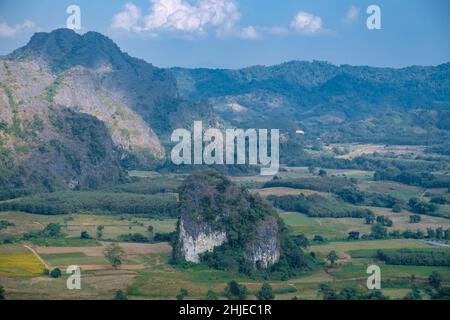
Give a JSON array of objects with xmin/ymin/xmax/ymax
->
[{"xmin": 0, "ymin": 28, "xmax": 449, "ymax": 192}]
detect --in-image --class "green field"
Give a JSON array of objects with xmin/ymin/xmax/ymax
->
[{"xmin": 280, "ymin": 212, "xmax": 367, "ymax": 240}]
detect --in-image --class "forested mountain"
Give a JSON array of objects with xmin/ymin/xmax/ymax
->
[
  {"xmin": 172, "ymin": 61, "xmax": 450, "ymax": 144},
  {"xmin": 1, "ymin": 28, "xmax": 449, "ymax": 192}
]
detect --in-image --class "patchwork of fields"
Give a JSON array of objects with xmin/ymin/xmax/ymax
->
[{"xmin": 1, "ymin": 148, "xmax": 450, "ymax": 300}]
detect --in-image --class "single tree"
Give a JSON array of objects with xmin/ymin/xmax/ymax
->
[
  {"xmin": 97, "ymin": 225, "xmax": 104, "ymax": 239},
  {"xmin": 225, "ymin": 281, "xmax": 247, "ymax": 300},
  {"xmin": 206, "ymin": 290, "xmax": 218, "ymax": 300},
  {"xmin": 0, "ymin": 285, "xmax": 6, "ymax": 300},
  {"xmin": 365, "ymin": 212, "xmax": 375, "ymax": 225},
  {"xmin": 104, "ymin": 243, "xmax": 125, "ymax": 269},
  {"xmin": 404, "ymin": 286, "xmax": 422, "ymax": 300},
  {"xmin": 318, "ymin": 169, "xmax": 327, "ymax": 177},
  {"xmin": 326, "ymin": 250, "xmax": 338, "ymax": 266},
  {"xmin": 428, "ymin": 272, "xmax": 442, "ymax": 289},
  {"xmin": 114, "ymin": 290, "xmax": 128, "ymax": 300},
  {"xmin": 176, "ymin": 288, "xmax": 189, "ymax": 300},
  {"xmin": 392, "ymin": 203, "xmax": 402, "ymax": 213},
  {"xmin": 50, "ymin": 268, "xmax": 62, "ymax": 278},
  {"xmin": 80, "ymin": 231, "xmax": 91, "ymax": 239},
  {"xmin": 256, "ymin": 283, "xmax": 275, "ymax": 300}
]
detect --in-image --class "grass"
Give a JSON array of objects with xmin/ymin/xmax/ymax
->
[
  {"xmin": 280, "ymin": 212, "xmax": 359, "ymax": 240},
  {"xmin": 357, "ymin": 181, "xmax": 424, "ymax": 201},
  {"xmin": 30, "ymin": 237, "xmax": 101, "ymax": 247},
  {"xmin": 0, "ymin": 212, "xmax": 177, "ymax": 242},
  {"xmin": 348, "ymin": 247, "xmax": 450, "ymax": 259},
  {"xmin": 40, "ymin": 252, "xmax": 108, "ymax": 266},
  {"xmin": 364, "ymin": 206, "xmax": 450, "ymax": 231},
  {"xmin": 332, "ymin": 263, "xmax": 450, "ymax": 281},
  {"xmin": 0, "ymin": 245, "xmax": 44, "ymax": 276},
  {"xmin": 309, "ymin": 239, "xmax": 431, "ymax": 255}
]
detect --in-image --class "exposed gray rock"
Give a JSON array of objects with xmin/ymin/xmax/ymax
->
[
  {"xmin": 245, "ymin": 217, "xmax": 280, "ymax": 268},
  {"xmin": 178, "ymin": 218, "xmax": 226, "ymax": 263}
]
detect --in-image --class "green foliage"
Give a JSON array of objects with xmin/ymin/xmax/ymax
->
[
  {"xmin": 428, "ymin": 271, "xmax": 442, "ymax": 289},
  {"xmin": 0, "ymin": 220, "xmax": 14, "ymax": 230},
  {"xmin": 256, "ymin": 283, "xmax": 275, "ymax": 300},
  {"xmin": 41, "ymin": 223, "xmax": 62, "ymax": 238},
  {"xmin": 118, "ymin": 233, "xmax": 150, "ymax": 243},
  {"xmin": 408, "ymin": 198, "xmax": 438, "ymax": 215},
  {"xmin": 0, "ymin": 191, "xmax": 178, "ymax": 217},
  {"xmin": 376, "ymin": 216, "xmax": 393, "ymax": 227},
  {"xmin": 104, "ymin": 244, "xmax": 125, "ymax": 269},
  {"xmin": 318, "ymin": 284, "xmax": 389, "ymax": 300},
  {"xmin": 430, "ymin": 195, "xmax": 450, "ymax": 205},
  {"xmin": 370, "ymin": 224, "xmax": 388, "ymax": 239},
  {"xmin": 224, "ymin": 281, "xmax": 247, "ymax": 300},
  {"xmin": 409, "ymin": 215, "xmax": 421, "ymax": 223},
  {"xmin": 0, "ymin": 285, "xmax": 6, "ymax": 300},
  {"xmin": 326, "ymin": 250, "xmax": 338, "ymax": 265},
  {"xmin": 268, "ymin": 194, "xmax": 373, "ymax": 218},
  {"xmin": 103, "ymin": 177, "xmax": 181, "ymax": 195},
  {"xmin": 114, "ymin": 290, "xmax": 128, "ymax": 300},
  {"xmin": 50, "ymin": 268, "xmax": 62, "ymax": 278},
  {"xmin": 80, "ymin": 231, "xmax": 91, "ymax": 239},
  {"xmin": 337, "ymin": 187, "xmax": 402, "ymax": 209},
  {"xmin": 264, "ymin": 176, "xmax": 354, "ymax": 193},
  {"xmin": 347, "ymin": 231, "xmax": 360, "ymax": 241},
  {"xmin": 206, "ymin": 290, "xmax": 218, "ymax": 300},
  {"xmin": 375, "ymin": 169, "xmax": 450, "ymax": 189},
  {"xmin": 377, "ymin": 249, "xmax": 450, "ymax": 267},
  {"xmin": 176, "ymin": 288, "xmax": 189, "ymax": 300}
]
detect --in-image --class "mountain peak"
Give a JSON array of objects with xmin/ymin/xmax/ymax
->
[{"xmin": 8, "ymin": 28, "xmax": 131, "ymax": 72}]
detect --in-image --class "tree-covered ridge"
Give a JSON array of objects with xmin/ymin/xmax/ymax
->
[
  {"xmin": 172, "ymin": 61, "xmax": 450, "ymax": 148},
  {"xmin": 174, "ymin": 170, "xmax": 315, "ymax": 279}
]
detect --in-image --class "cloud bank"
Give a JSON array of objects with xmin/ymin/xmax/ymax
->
[
  {"xmin": 0, "ymin": 20, "xmax": 35, "ymax": 38},
  {"xmin": 290, "ymin": 11, "xmax": 323, "ymax": 34},
  {"xmin": 112, "ymin": 0, "xmax": 243, "ymax": 37},
  {"xmin": 112, "ymin": 2, "xmax": 327, "ymax": 39}
]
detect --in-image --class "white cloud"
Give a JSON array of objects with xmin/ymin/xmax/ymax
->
[
  {"xmin": 240, "ymin": 26, "xmax": 261, "ymax": 40},
  {"xmin": 112, "ymin": 0, "xmax": 241, "ymax": 36},
  {"xmin": 290, "ymin": 11, "xmax": 323, "ymax": 34},
  {"xmin": 344, "ymin": 6, "xmax": 360, "ymax": 24},
  {"xmin": 0, "ymin": 20, "xmax": 35, "ymax": 38},
  {"xmin": 111, "ymin": 3, "xmax": 143, "ymax": 32}
]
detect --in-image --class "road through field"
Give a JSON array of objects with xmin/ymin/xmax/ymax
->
[{"xmin": 23, "ymin": 245, "xmax": 50, "ymax": 269}]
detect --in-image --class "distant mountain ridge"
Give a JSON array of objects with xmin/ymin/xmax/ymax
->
[{"xmin": 0, "ymin": 28, "xmax": 449, "ymax": 192}]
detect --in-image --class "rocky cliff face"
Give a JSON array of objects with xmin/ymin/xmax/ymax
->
[
  {"xmin": 245, "ymin": 217, "xmax": 280, "ymax": 268},
  {"xmin": 174, "ymin": 171, "xmax": 281, "ymax": 268},
  {"xmin": 178, "ymin": 218, "xmax": 226, "ymax": 263}
]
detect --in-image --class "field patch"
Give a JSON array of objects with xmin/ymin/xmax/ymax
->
[
  {"xmin": 358, "ymin": 181, "xmax": 424, "ymax": 201},
  {"xmin": 332, "ymin": 263, "xmax": 450, "ymax": 281},
  {"xmin": 40, "ymin": 252, "xmax": 108, "ymax": 267},
  {"xmin": 280, "ymin": 212, "xmax": 365, "ymax": 240},
  {"xmin": 254, "ymin": 187, "xmax": 329, "ymax": 197},
  {"xmin": 309, "ymin": 239, "xmax": 430, "ymax": 256},
  {"xmin": 0, "ymin": 245, "xmax": 44, "ymax": 276}
]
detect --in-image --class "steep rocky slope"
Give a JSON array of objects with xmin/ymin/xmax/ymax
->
[
  {"xmin": 173, "ymin": 171, "xmax": 312, "ymax": 276},
  {"xmin": 0, "ymin": 29, "xmax": 216, "ymax": 191}
]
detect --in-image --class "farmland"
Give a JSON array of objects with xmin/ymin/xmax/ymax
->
[{"xmin": 1, "ymin": 143, "xmax": 450, "ymax": 300}]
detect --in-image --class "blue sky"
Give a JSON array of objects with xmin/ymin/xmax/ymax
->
[{"xmin": 0, "ymin": 0, "xmax": 449, "ymax": 69}]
